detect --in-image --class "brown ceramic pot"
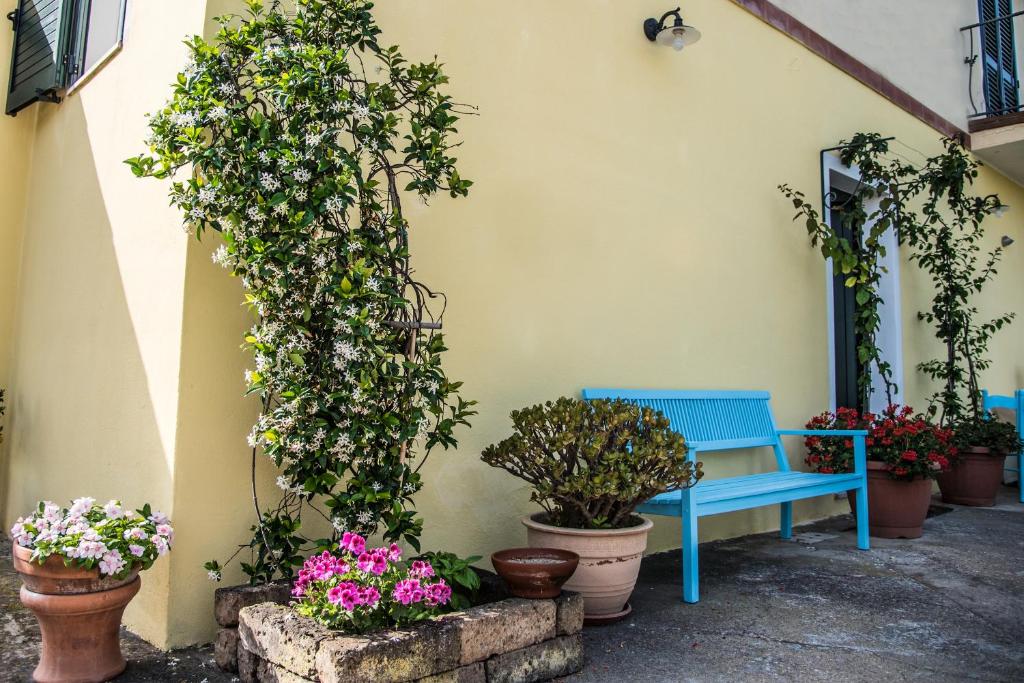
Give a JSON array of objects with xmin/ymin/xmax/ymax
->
[
  {"xmin": 13, "ymin": 544, "xmax": 141, "ymax": 683},
  {"xmin": 937, "ymin": 447, "xmax": 1007, "ymax": 507},
  {"xmin": 848, "ymin": 461, "xmax": 932, "ymax": 539},
  {"xmin": 523, "ymin": 513, "xmax": 652, "ymax": 624},
  {"xmin": 490, "ymin": 547, "xmax": 579, "ymax": 599}
]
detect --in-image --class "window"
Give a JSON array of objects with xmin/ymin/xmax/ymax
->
[
  {"xmin": 978, "ymin": 0, "xmax": 1019, "ymax": 116},
  {"xmin": 5, "ymin": 0, "xmax": 126, "ymax": 116}
]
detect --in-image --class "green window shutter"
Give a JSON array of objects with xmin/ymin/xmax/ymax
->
[{"xmin": 5, "ymin": 0, "xmax": 73, "ymax": 116}]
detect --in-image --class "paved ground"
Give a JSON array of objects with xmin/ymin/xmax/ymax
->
[
  {"xmin": 574, "ymin": 489, "xmax": 1024, "ymax": 682},
  {"xmin": 2, "ymin": 488, "xmax": 1022, "ymax": 682}
]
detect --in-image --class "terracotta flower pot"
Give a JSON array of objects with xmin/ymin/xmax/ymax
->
[
  {"xmin": 13, "ymin": 544, "xmax": 141, "ymax": 683},
  {"xmin": 937, "ymin": 447, "xmax": 1007, "ymax": 506},
  {"xmin": 522, "ymin": 513, "xmax": 652, "ymax": 624},
  {"xmin": 848, "ymin": 461, "xmax": 932, "ymax": 539},
  {"xmin": 490, "ymin": 547, "xmax": 579, "ymax": 599}
]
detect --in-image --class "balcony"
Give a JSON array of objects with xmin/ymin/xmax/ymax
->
[{"xmin": 963, "ymin": 6, "xmax": 1024, "ymax": 184}]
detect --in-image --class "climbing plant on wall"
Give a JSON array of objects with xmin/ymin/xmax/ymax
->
[
  {"xmin": 780, "ymin": 133, "xmax": 1011, "ymax": 426},
  {"xmin": 127, "ymin": 0, "xmax": 476, "ymax": 583},
  {"xmin": 779, "ymin": 133, "xmax": 899, "ymax": 413}
]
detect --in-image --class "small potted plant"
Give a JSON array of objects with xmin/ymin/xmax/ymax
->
[
  {"xmin": 938, "ymin": 415, "xmax": 1022, "ymax": 506},
  {"xmin": 804, "ymin": 406, "xmax": 955, "ymax": 538},
  {"xmin": 10, "ymin": 498, "xmax": 173, "ymax": 682},
  {"xmin": 481, "ymin": 397, "xmax": 700, "ymax": 623}
]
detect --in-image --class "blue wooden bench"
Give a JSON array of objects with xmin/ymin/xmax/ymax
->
[
  {"xmin": 581, "ymin": 389, "xmax": 869, "ymax": 603},
  {"xmin": 983, "ymin": 389, "xmax": 1024, "ymax": 504}
]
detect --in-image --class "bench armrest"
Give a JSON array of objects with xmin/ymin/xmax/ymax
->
[{"xmin": 776, "ymin": 429, "xmax": 869, "ymax": 475}]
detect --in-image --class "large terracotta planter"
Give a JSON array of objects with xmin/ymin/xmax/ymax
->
[
  {"xmin": 848, "ymin": 461, "xmax": 932, "ymax": 539},
  {"xmin": 522, "ymin": 513, "xmax": 652, "ymax": 624},
  {"xmin": 13, "ymin": 544, "xmax": 141, "ymax": 683},
  {"xmin": 937, "ymin": 447, "xmax": 1007, "ymax": 506}
]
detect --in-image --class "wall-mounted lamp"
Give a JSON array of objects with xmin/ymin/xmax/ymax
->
[
  {"xmin": 1001, "ymin": 235, "xmax": 1014, "ymax": 247},
  {"xmin": 644, "ymin": 7, "xmax": 701, "ymax": 52}
]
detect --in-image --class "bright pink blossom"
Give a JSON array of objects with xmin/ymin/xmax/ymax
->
[
  {"xmin": 409, "ymin": 560, "xmax": 434, "ymax": 579},
  {"xmin": 424, "ymin": 580, "xmax": 452, "ymax": 607},
  {"xmin": 392, "ymin": 579, "xmax": 425, "ymax": 605},
  {"xmin": 340, "ymin": 532, "xmax": 366, "ymax": 555}
]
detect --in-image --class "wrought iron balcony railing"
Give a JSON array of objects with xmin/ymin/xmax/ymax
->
[{"xmin": 962, "ymin": 7, "xmax": 1024, "ymax": 121}]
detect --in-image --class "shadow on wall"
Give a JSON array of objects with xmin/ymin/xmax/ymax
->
[{"xmin": 0, "ymin": 95, "xmax": 174, "ymax": 646}]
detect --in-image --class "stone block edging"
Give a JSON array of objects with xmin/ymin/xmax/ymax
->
[{"xmin": 235, "ymin": 592, "xmax": 584, "ymax": 682}]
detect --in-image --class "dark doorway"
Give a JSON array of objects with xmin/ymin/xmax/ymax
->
[{"xmin": 830, "ymin": 190, "xmax": 862, "ymax": 411}]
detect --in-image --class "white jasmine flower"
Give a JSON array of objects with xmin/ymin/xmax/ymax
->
[
  {"xmin": 207, "ymin": 569, "xmax": 222, "ymax": 581},
  {"xmin": 260, "ymin": 173, "xmax": 280, "ymax": 191},
  {"xmin": 209, "ymin": 106, "xmax": 229, "ymax": 121},
  {"xmin": 293, "ymin": 168, "xmax": 311, "ymax": 183},
  {"xmin": 294, "ymin": 188, "xmax": 308, "ymax": 203},
  {"xmin": 212, "ymin": 245, "xmax": 231, "ymax": 268},
  {"xmin": 353, "ymin": 104, "xmax": 370, "ymax": 120},
  {"xmin": 217, "ymin": 82, "xmax": 237, "ymax": 97},
  {"xmin": 272, "ymin": 203, "xmax": 289, "ymax": 217},
  {"xmin": 258, "ymin": 150, "xmax": 271, "ymax": 164},
  {"xmin": 198, "ymin": 187, "xmax": 216, "ymax": 204},
  {"xmin": 172, "ymin": 111, "xmax": 199, "ymax": 128}
]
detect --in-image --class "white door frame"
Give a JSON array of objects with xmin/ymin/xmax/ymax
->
[{"xmin": 821, "ymin": 153, "xmax": 904, "ymax": 413}]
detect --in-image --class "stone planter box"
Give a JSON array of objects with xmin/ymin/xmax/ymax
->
[
  {"xmin": 235, "ymin": 591, "xmax": 584, "ymax": 683},
  {"xmin": 213, "ymin": 580, "xmax": 293, "ymax": 672}
]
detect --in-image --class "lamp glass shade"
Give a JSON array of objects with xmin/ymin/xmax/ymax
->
[{"xmin": 656, "ymin": 25, "xmax": 701, "ymax": 49}]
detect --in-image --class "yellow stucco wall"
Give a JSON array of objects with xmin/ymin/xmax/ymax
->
[
  {"xmin": 0, "ymin": 0, "xmax": 210, "ymax": 647},
  {"xmin": 0, "ymin": 0, "xmax": 35, "ymax": 514},
  {"xmin": 2, "ymin": 0, "xmax": 1022, "ymax": 649}
]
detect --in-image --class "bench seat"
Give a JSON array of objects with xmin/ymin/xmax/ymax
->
[{"xmin": 639, "ymin": 471, "xmax": 863, "ymax": 515}]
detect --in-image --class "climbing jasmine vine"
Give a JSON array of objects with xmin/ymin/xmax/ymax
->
[{"xmin": 127, "ymin": 0, "xmax": 476, "ymax": 583}]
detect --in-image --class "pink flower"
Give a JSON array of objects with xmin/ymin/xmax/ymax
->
[
  {"xmin": 128, "ymin": 544, "xmax": 145, "ymax": 557},
  {"xmin": 340, "ymin": 532, "xmax": 366, "ymax": 555},
  {"xmin": 392, "ymin": 579, "xmax": 424, "ymax": 606},
  {"xmin": 409, "ymin": 560, "xmax": 434, "ymax": 579},
  {"xmin": 327, "ymin": 582, "xmax": 361, "ymax": 611},
  {"xmin": 387, "ymin": 543, "xmax": 402, "ymax": 562},
  {"xmin": 360, "ymin": 586, "xmax": 381, "ymax": 607},
  {"xmin": 357, "ymin": 550, "xmax": 387, "ymax": 576},
  {"xmin": 424, "ymin": 580, "xmax": 452, "ymax": 607}
]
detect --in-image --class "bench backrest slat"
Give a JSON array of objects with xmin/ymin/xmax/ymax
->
[
  {"xmin": 983, "ymin": 389, "xmax": 1024, "ymax": 432},
  {"xmin": 581, "ymin": 389, "xmax": 788, "ymax": 470}
]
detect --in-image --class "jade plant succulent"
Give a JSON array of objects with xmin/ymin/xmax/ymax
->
[{"xmin": 482, "ymin": 397, "xmax": 701, "ymax": 529}]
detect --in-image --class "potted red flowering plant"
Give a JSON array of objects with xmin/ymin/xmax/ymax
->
[{"xmin": 804, "ymin": 406, "xmax": 956, "ymax": 538}]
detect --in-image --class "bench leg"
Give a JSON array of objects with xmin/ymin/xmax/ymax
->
[
  {"xmin": 682, "ymin": 501, "xmax": 699, "ymax": 603},
  {"xmin": 854, "ymin": 483, "xmax": 870, "ymax": 550},
  {"xmin": 780, "ymin": 501, "xmax": 793, "ymax": 540}
]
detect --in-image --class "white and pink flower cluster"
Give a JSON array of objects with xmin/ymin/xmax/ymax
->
[
  {"xmin": 10, "ymin": 498, "xmax": 173, "ymax": 578},
  {"xmin": 291, "ymin": 531, "xmax": 452, "ymax": 633}
]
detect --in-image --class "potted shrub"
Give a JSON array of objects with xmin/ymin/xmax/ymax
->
[
  {"xmin": 10, "ymin": 498, "xmax": 173, "ymax": 683},
  {"xmin": 481, "ymin": 397, "xmax": 700, "ymax": 623},
  {"xmin": 937, "ymin": 416, "xmax": 1022, "ymax": 506},
  {"xmin": 805, "ymin": 406, "xmax": 955, "ymax": 538}
]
